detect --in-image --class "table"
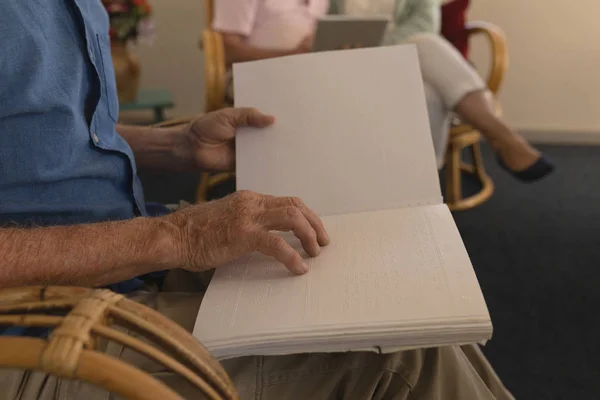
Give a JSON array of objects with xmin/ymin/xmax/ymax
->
[{"xmin": 119, "ymin": 88, "xmax": 174, "ymax": 123}]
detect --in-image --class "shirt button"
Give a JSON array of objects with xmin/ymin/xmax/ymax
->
[{"xmin": 92, "ymin": 132, "xmax": 100, "ymax": 144}]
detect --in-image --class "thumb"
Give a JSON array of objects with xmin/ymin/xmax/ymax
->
[{"xmin": 232, "ymin": 107, "xmax": 275, "ymax": 128}]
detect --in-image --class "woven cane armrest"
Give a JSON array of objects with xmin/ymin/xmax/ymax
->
[{"xmin": 0, "ymin": 286, "xmax": 238, "ymax": 400}]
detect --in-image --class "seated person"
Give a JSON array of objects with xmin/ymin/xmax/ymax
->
[
  {"xmin": 213, "ymin": 0, "xmax": 327, "ymax": 104},
  {"xmin": 215, "ymin": 0, "xmax": 553, "ymax": 181},
  {"xmin": 0, "ymin": 1, "xmax": 513, "ymax": 399},
  {"xmin": 213, "ymin": 0, "xmax": 327, "ymax": 64}
]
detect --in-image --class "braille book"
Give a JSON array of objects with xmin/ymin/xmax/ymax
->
[{"xmin": 193, "ymin": 45, "xmax": 492, "ymax": 360}]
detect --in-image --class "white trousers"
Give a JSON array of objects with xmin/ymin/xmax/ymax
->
[{"xmin": 404, "ymin": 33, "xmax": 487, "ymax": 169}]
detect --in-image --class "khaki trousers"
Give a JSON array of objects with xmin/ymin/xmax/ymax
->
[{"xmin": 0, "ymin": 270, "xmax": 514, "ymax": 400}]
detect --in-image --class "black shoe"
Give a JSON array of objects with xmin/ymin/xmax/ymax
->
[{"xmin": 497, "ymin": 155, "xmax": 555, "ymax": 182}]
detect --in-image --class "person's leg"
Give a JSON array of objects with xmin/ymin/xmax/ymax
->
[
  {"xmin": 155, "ymin": 271, "xmax": 517, "ymax": 399},
  {"xmin": 454, "ymin": 90, "xmax": 542, "ymax": 173},
  {"xmin": 221, "ymin": 345, "xmax": 514, "ymax": 400},
  {"xmin": 406, "ymin": 33, "xmax": 550, "ymax": 176},
  {"xmin": 460, "ymin": 344, "xmax": 514, "ymax": 398}
]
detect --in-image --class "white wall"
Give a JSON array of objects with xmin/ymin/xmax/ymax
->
[{"xmin": 468, "ymin": 0, "xmax": 600, "ymax": 134}]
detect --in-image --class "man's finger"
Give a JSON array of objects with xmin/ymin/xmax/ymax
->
[
  {"xmin": 262, "ymin": 196, "xmax": 330, "ymax": 247},
  {"xmin": 257, "ymin": 207, "xmax": 320, "ymax": 257},
  {"xmin": 254, "ymin": 231, "xmax": 308, "ymax": 275},
  {"xmin": 232, "ymin": 107, "xmax": 275, "ymax": 128}
]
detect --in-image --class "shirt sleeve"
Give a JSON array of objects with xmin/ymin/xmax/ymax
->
[
  {"xmin": 383, "ymin": 0, "xmax": 441, "ymax": 45},
  {"xmin": 212, "ymin": 0, "xmax": 259, "ymax": 36}
]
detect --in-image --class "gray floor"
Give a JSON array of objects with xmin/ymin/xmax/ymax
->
[{"xmin": 451, "ymin": 144, "xmax": 600, "ymax": 400}]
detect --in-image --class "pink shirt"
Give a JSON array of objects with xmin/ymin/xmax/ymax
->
[{"xmin": 213, "ymin": 0, "xmax": 329, "ymax": 50}]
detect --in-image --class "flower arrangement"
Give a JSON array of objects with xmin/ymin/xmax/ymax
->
[{"xmin": 102, "ymin": 0, "xmax": 154, "ymax": 44}]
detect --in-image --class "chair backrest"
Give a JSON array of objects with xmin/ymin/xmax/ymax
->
[
  {"xmin": 0, "ymin": 286, "xmax": 238, "ymax": 400},
  {"xmin": 465, "ymin": 21, "xmax": 508, "ymax": 95},
  {"xmin": 201, "ymin": 0, "xmax": 227, "ymax": 113},
  {"xmin": 204, "ymin": 0, "xmax": 214, "ymax": 27},
  {"xmin": 203, "ymin": 29, "xmax": 227, "ymax": 113}
]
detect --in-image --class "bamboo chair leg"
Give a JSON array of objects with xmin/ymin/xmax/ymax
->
[
  {"xmin": 196, "ymin": 172, "xmax": 211, "ymax": 203},
  {"xmin": 446, "ymin": 146, "xmax": 462, "ymax": 204},
  {"xmin": 470, "ymin": 142, "xmax": 486, "ymax": 181}
]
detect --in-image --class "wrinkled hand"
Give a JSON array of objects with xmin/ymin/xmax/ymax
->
[
  {"xmin": 166, "ymin": 191, "xmax": 330, "ymax": 274},
  {"xmin": 183, "ymin": 108, "xmax": 275, "ymax": 172}
]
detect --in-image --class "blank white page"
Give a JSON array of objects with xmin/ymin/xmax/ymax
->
[{"xmin": 234, "ymin": 45, "xmax": 442, "ymax": 217}]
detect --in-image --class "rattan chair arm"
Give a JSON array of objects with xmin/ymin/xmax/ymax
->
[
  {"xmin": 0, "ymin": 337, "xmax": 184, "ymax": 400},
  {"xmin": 111, "ymin": 298, "xmax": 238, "ymax": 400}
]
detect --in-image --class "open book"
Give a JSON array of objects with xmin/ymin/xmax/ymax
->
[{"xmin": 193, "ymin": 45, "xmax": 492, "ymax": 360}]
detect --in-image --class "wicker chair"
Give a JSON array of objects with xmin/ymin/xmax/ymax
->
[
  {"xmin": 196, "ymin": 0, "xmax": 235, "ymax": 203},
  {"xmin": 0, "ymin": 286, "xmax": 237, "ymax": 400},
  {"xmin": 443, "ymin": 21, "xmax": 508, "ymax": 211}
]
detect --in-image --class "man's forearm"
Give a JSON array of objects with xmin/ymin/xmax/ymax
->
[
  {"xmin": 117, "ymin": 124, "xmax": 191, "ymax": 171},
  {"xmin": 0, "ymin": 217, "xmax": 179, "ymax": 289}
]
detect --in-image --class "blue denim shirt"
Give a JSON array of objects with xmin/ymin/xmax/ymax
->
[
  {"xmin": 0, "ymin": 1, "xmax": 151, "ymax": 298},
  {"xmin": 0, "ymin": 0, "xmax": 147, "ymax": 226}
]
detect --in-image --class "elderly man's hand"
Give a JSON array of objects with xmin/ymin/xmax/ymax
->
[
  {"xmin": 180, "ymin": 107, "xmax": 275, "ymax": 172},
  {"xmin": 164, "ymin": 191, "xmax": 330, "ymax": 274}
]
